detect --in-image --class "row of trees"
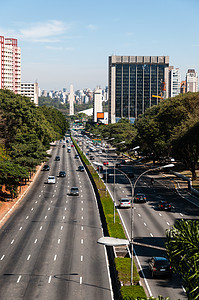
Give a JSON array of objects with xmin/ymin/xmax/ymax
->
[
  {"xmin": 86, "ymin": 92, "xmax": 199, "ymax": 180},
  {"xmin": 0, "ymin": 89, "xmax": 69, "ymax": 198},
  {"xmin": 85, "ymin": 92, "xmax": 199, "ymax": 299}
]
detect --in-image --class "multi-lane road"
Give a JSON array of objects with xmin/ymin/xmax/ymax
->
[
  {"xmin": 0, "ymin": 140, "xmax": 113, "ymax": 300},
  {"xmin": 80, "ymin": 135, "xmax": 199, "ymax": 300}
]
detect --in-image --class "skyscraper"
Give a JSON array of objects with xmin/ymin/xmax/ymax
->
[
  {"xmin": 108, "ymin": 56, "xmax": 169, "ymax": 123},
  {"xmin": 168, "ymin": 66, "xmax": 181, "ymax": 98},
  {"xmin": 0, "ymin": 36, "xmax": 21, "ymax": 94},
  {"xmin": 186, "ymin": 69, "xmax": 198, "ymax": 92}
]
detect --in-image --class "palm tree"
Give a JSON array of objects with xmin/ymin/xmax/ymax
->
[{"xmin": 166, "ymin": 220, "xmax": 199, "ymax": 299}]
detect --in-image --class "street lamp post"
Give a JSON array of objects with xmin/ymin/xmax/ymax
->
[
  {"xmin": 113, "ymin": 163, "xmax": 174, "ymax": 285},
  {"xmin": 129, "ymin": 163, "xmax": 174, "ymax": 285},
  {"xmin": 113, "ymin": 141, "xmax": 126, "ymax": 223}
]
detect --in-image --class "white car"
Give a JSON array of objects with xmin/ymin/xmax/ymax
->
[
  {"xmin": 98, "ymin": 150, "xmax": 102, "ymax": 154},
  {"xmin": 119, "ymin": 198, "xmax": 131, "ymax": 208},
  {"xmin": 47, "ymin": 176, "xmax": 56, "ymax": 184}
]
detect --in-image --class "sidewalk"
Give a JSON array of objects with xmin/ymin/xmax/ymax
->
[{"xmin": 0, "ymin": 164, "xmax": 43, "ymax": 229}]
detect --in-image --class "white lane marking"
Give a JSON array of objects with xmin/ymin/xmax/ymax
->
[
  {"xmin": 34, "ymin": 239, "xmax": 38, "ymax": 244},
  {"xmin": 138, "ymin": 213, "xmax": 141, "ymax": 217},
  {"xmin": 45, "ymin": 216, "xmax": 47, "ymax": 219},
  {"xmin": 167, "ymin": 222, "xmax": 170, "ymax": 226},
  {"xmin": 180, "ymin": 213, "xmax": 183, "ymax": 217},
  {"xmin": 51, "ymin": 201, "xmax": 53, "ymax": 203},
  {"xmin": 36, "ymin": 200, "xmax": 38, "ymax": 202},
  {"xmin": 150, "ymin": 233, "xmax": 153, "ymax": 237},
  {"xmin": 80, "ymin": 277, "xmax": 82, "ymax": 284},
  {"xmin": 39, "ymin": 195, "xmax": 41, "ymax": 198},
  {"xmin": 81, "ymin": 200, "xmax": 83, "ymax": 204},
  {"xmin": 61, "ymin": 226, "xmax": 63, "ymax": 230},
  {"xmin": 41, "ymin": 190, "xmax": 43, "ymax": 193},
  {"xmin": 31, "ymin": 208, "xmax": 34, "ymax": 211},
  {"xmin": 63, "ymin": 216, "xmax": 65, "ymax": 220},
  {"xmin": 144, "ymin": 222, "xmax": 147, "ymax": 226},
  {"xmin": 81, "ymin": 239, "xmax": 83, "ymax": 244},
  {"xmin": 1, "ymin": 255, "xmax": 5, "ymax": 260},
  {"xmin": 53, "ymin": 195, "xmax": 55, "ymax": 197},
  {"xmin": 48, "ymin": 207, "xmax": 51, "ymax": 210},
  {"xmin": 11, "ymin": 240, "xmax": 14, "ymax": 244},
  {"xmin": 54, "ymin": 190, "xmax": 56, "ymax": 193},
  {"xmin": 27, "ymin": 254, "xmax": 31, "ymax": 261},
  {"xmin": 81, "ymin": 208, "xmax": 83, "ymax": 211},
  {"xmin": 81, "ymin": 256, "xmax": 83, "ymax": 262},
  {"xmin": 66, "ymin": 201, "xmax": 68, "ymax": 203},
  {"xmin": 40, "ymin": 226, "xmax": 43, "ymax": 230},
  {"xmin": 17, "ymin": 275, "xmax": 21, "ymax": 283},
  {"xmin": 81, "ymin": 226, "xmax": 83, "ymax": 231},
  {"xmin": 58, "ymin": 239, "xmax": 61, "ymax": 244},
  {"xmin": 54, "ymin": 255, "xmax": 57, "ymax": 261},
  {"xmin": 65, "ymin": 207, "xmax": 67, "ymax": 211},
  {"xmin": 26, "ymin": 216, "xmax": 29, "ymax": 220},
  {"xmin": 48, "ymin": 276, "xmax": 52, "ymax": 283},
  {"xmin": 19, "ymin": 227, "xmax": 22, "ymax": 231},
  {"xmin": 81, "ymin": 216, "xmax": 83, "ymax": 220},
  {"xmin": 159, "ymin": 213, "xmax": 162, "ymax": 216},
  {"xmin": 81, "ymin": 195, "xmax": 83, "ymax": 197}
]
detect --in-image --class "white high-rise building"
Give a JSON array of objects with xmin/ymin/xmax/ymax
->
[
  {"xmin": 93, "ymin": 87, "xmax": 103, "ymax": 122},
  {"xmin": 168, "ymin": 67, "xmax": 181, "ymax": 98},
  {"xmin": 21, "ymin": 82, "xmax": 39, "ymax": 105},
  {"xmin": 69, "ymin": 84, "xmax": 74, "ymax": 115},
  {"xmin": 0, "ymin": 36, "xmax": 21, "ymax": 94},
  {"xmin": 186, "ymin": 69, "xmax": 198, "ymax": 92}
]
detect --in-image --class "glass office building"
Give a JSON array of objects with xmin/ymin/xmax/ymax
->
[{"xmin": 108, "ymin": 56, "xmax": 169, "ymax": 123}]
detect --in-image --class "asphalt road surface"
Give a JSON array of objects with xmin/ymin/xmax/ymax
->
[
  {"xmin": 80, "ymin": 136, "xmax": 197, "ymax": 300},
  {"xmin": 0, "ymin": 140, "xmax": 113, "ymax": 300}
]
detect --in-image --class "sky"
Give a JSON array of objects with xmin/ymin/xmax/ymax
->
[{"xmin": 1, "ymin": 0, "xmax": 199, "ymax": 91}]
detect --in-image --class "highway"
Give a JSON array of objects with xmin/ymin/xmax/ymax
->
[
  {"xmin": 0, "ymin": 140, "xmax": 113, "ymax": 300},
  {"xmin": 79, "ymin": 135, "xmax": 199, "ymax": 300}
]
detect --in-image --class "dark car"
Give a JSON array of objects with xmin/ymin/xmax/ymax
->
[
  {"xmin": 116, "ymin": 163, "xmax": 122, "ymax": 168},
  {"xmin": 148, "ymin": 257, "xmax": 172, "ymax": 278},
  {"xmin": 158, "ymin": 200, "xmax": 172, "ymax": 211},
  {"xmin": 55, "ymin": 156, "xmax": 60, "ymax": 161},
  {"xmin": 78, "ymin": 166, "xmax": 85, "ymax": 172},
  {"xmin": 89, "ymin": 155, "xmax": 95, "ymax": 160},
  {"xmin": 134, "ymin": 193, "xmax": 146, "ymax": 203},
  {"xmin": 74, "ymin": 154, "xmax": 79, "ymax": 159},
  {"xmin": 42, "ymin": 164, "xmax": 50, "ymax": 171},
  {"xmin": 62, "ymin": 144, "xmax": 66, "ymax": 148},
  {"xmin": 70, "ymin": 187, "xmax": 79, "ymax": 196},
  {"xmin": 59, "ymin": 171, "xmax": 66, "ymax": 177}
]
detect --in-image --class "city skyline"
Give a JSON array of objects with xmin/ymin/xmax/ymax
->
[{"xmin": 1, "ymin": 0, "xmax": 199, "ymax": 91}]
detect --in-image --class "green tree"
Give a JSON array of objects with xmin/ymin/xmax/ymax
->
[{"xmin": 166, "ymin": 220, "xmax": 199, "ymax": 299}]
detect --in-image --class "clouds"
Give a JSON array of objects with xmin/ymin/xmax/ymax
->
[
  {"xmin": 20, "ymin": 20, "xmax": 70, "ymax": 42},
  {"xmin": 0, "ymin": 20, "xmax": 71, "ymax": 43}
]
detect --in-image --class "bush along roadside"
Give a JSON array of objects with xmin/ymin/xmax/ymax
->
[{"xmin": 72, "ymin": 137, "xmax": 146, "ymax": 299}]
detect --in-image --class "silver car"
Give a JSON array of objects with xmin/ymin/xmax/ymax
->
[{"xmin": 70, "ymin": 187, "xmax": 79, "ymax": 196}]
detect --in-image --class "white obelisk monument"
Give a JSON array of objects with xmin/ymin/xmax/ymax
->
[{"xmin": 69, "ymin": 84, "xmax": 74, "ymax": 115}]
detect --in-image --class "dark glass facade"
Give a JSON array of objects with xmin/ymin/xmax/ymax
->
[{"xmin": 109, "ymin": 56, "xmax": 169, "ymax": 123}]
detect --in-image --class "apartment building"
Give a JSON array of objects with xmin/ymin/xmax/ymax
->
[
  {"xmin": 0, "ymin": 36, "xmax": 21, "ymax": 94},
  {"xmin": 21, "ymin": 82, "xmax": 39, "ymax": 105},
  {"xmin": 186, "ymin": 69, "xmax": 198, "ymax": 92}
]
